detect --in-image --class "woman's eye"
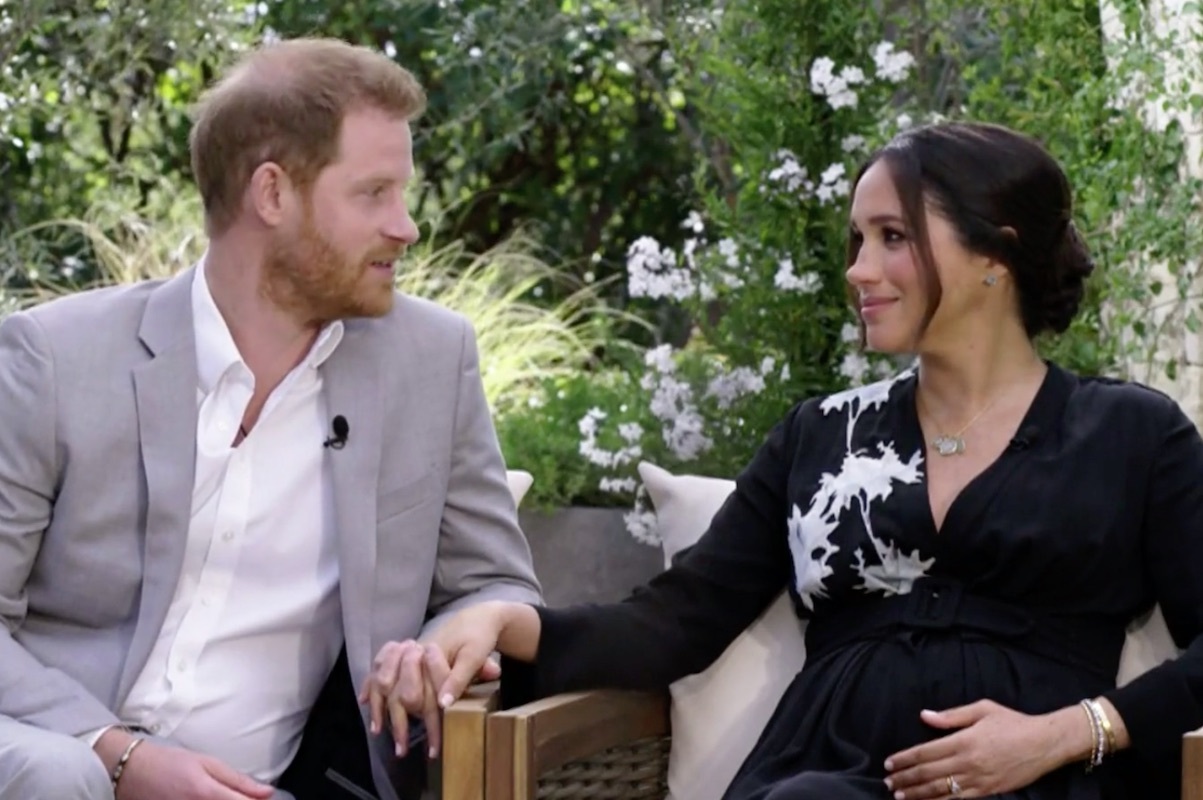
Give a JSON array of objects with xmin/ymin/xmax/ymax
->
[{"xmin": 883, "ymin": 227, "xmax": 907, "ymax": 243}]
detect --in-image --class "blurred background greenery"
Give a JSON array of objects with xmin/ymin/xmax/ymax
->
[{"xmin": 2, "ymin": 0, "xmax": 1200, "ymax": 526}]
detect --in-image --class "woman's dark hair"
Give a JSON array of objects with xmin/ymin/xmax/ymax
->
[{"xmin": 847, "ymin": 121, "xmax": 1094, "ymax": 337}]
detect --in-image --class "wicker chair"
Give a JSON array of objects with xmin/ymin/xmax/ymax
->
[{"xmin": 443, "ymin": 686, "xmax": 1203, "ymax": 800}]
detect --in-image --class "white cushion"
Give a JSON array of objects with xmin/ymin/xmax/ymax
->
[
  {"xmin": 637, "ymin": 462, "xmax": 807, "ymax": 800},
  {"xmin": 506, "ymin": 469, "xmax": 534, "ymax": 507},
  {"xmin": 636, "ymin": 460, "xmax": 1180, "ymax": 800}
]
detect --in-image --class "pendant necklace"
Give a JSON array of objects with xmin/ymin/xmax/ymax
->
[{"xmin": 919, "ymin": 393, "xmax": 997, "ymax": 457}]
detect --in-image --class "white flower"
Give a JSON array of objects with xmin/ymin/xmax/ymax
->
[
  {"xmin": 896, "ymin": 113, "xmax": 914, "ymax": 130},
  {"xmin": 841, "ymin": 134, "xmax": 867, "ymax": 153},
  {"xmin": 838, "ymin": 352, "xmax": 871, "ymax": 385},
  {"xmin": 682, "ymin": 211, "xmax": 705, "ymax": 233},
  {"xmin": 623, "ymin": 507, "xmax": 661, "ymax": 546},
  {"xmin": 644, "ymin": 344, "xmax": 676, "ymax": 374},
  {"xmin": 774, "ymin": 258, "xmax": 822, "ymax": 293},
  {"xmin": 815, "ymin": 162, "xmax": 851, "ymax": 205},
  {"xmin": 766, "ymin": 149, "xmax": 814, "ymax": 197},
  {"xmin": 578, "ymin": 408, "xmax": 641, "ymax": 468},
  {"xmin": 838, "ymin": 65, "xmax": 867, "ymax": 86},
  {"xmin": 759, "ymin": 356, "xmax": 776, "ymax": 375},
  {"xmin": 705, "ymin": 366, "xmax": 766, "ymax": 410},
  {"xmin": 626, "ymin": 236, "xmax": 695, "ymax": 301},
  {"xmin": 871, "ymin": 41, "xmax": 915, "ymax": 84},
  {"xmin": 841, "ymin": 322, "xmax": 861, "ymax": 343},
  {"xmin": 827, "ymin": 86, "xmax": 859, "ymax": 110},
  {"xmin": 780, "ymin": 363, "xmax": 791, "ymax": 382},
  {"xmin": 618, "ymin": 422, "xmax": 644, "ymax": 444},
  {"xmin": 600, "ymin": 477, "xmax": 639, "ymax": 494},
  {"xmin": 809, "ymin": 57, "xmax": 836, "ymax": 95},
  {"xmin": 810, "ymin": 57, "xmax": 862, "ymax": 110}
]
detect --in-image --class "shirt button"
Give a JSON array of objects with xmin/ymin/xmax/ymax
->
[
  {"xmin": 149, "ymin": 723, "xmax": 161, "ymax": 734},
  {"xmin": 222, "ymin": 531, "xmax": 234, "ymax": 542},
  {"xmin": 176, "ymin": 661, "xmax": 187, "ymax": 673}
]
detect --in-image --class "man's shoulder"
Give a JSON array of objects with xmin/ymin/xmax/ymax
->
[
  {"xmin": 19, "ymin": 280, "xmax": 166, "ymax": 327},
  {"xmin": 351, "ymin": 292, "xmax": 471, "ymax": 350},
  {"xmin": 13, "ymin": 279, "xmax": 168, "ymax": 344}
]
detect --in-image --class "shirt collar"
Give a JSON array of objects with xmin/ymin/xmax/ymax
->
[{"xmin": 191, "ymin": 255, "xmax": 346, "ymax": 395}]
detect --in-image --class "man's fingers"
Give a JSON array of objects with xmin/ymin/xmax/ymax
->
[
  {"xmin": 398, "ymin": 645, "xmax": 427, "ymax": 711},
  {"xmin": 387, "ymin": 692, "xmax": 411, "ymax": 758},
  {"xmin": 422, "ymin": 669, "xmax": 443, "ymax": 759},
  {"xmin": 366, "ymin": 642, "xmax": 409, "ymax": 735}
]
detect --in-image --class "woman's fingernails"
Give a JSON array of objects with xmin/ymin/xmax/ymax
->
[
  {"xmin": 441, "ymin": 693, "xmax": 454, "ymax": 708},
  {"xmin": 396, "ymin": 742, "xmax": 406, "ymax": 757},
  {"xmin": 884, "ymin": 759, "xmax": 894, "ymax": 770}
]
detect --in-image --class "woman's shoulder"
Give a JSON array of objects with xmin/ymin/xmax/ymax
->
[
  {"xmin": 1060, "ymin": 365, "xmax": 1188, "ymax": 433},
  {"xmin": 784, "ymin": 367, "xmax": 916, "ymax": 433}
]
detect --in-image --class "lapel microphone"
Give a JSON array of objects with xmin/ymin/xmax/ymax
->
[{"xmin": 323, "ymin": 415, "xmax": 350, "ymax": 450}]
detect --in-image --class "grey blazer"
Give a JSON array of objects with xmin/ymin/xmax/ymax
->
[{"xmin": 0, "ymin": 266, "xmax": 542, "ymax": 797}]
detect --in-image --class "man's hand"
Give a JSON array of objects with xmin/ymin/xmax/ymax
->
[
  {"xmin": 96, "ymin": 729, "xmax": 273, "ymax": 800},
  {"xmin": 360, "ymin": 628, "xmax": 504, "ymax": 760}
]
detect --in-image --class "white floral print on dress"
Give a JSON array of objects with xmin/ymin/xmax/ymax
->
[{"xmin": 788, "ymin": 370, "xmax": 933, "ymax": 608}]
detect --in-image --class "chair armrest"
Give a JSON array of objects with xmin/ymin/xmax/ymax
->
[
  {"xmin": 1185, "ymin": 728, "xmax": 1203, "ymax": 800},
  {"xmin": 442, "ymin": 681, "xmax": 500, "ymax": 800},
  {"xmin": 486, "ymin": 689, "xmax": 669, "ymax": 800}
]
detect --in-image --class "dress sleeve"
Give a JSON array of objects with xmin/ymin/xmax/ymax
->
[
  {"xmin": 1104, "ymin": 397, "xmax": 1203, "ymax": 762},
  {"xmin": 500, "ymin": 401, "xmax": 804, "ymax": 706}
]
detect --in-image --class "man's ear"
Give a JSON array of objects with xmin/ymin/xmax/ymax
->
[{"xmin": 247, "ymin": 162, "xmax": 299, "ymax": 228}]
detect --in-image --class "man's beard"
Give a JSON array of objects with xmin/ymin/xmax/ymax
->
[{"xmin": 262, "ymin": 218, "xmax": 396, "ymax": 324}]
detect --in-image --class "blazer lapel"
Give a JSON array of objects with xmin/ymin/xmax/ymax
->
[
  {"xmin": 118, "ymin": 268, "xmax": 200, "ymax": 700},
  {"xmin": 320, "ymin": 321, "xmax": 384, "ymax": 672}
]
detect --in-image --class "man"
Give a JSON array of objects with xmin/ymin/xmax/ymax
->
[{"xmin": 0, "ymin": 37, "xmax": 541, "ymax": 800}]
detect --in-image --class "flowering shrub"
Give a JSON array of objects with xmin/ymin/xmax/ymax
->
[{"xmin": 500, "ymin": 1, "xmax": 1203, "ymax": 544}]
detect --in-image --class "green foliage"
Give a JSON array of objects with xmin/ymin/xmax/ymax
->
[
  {"xmin": 263, "ymin": 0, "xmax": 697, "ymax": 289},
  {"xmin": 497, "ymin": 0, "xmax": 1203, "ymax": 521},
  {"xmin": 0, "ymin": 0, "xmax": 251, "ymax": 249}
]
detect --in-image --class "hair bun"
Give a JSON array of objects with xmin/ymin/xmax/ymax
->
[{"xmin": 1040, "ymin": 220, "xmax": 1094, "ymax": 334}]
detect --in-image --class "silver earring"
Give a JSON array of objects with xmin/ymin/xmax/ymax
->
[{"xmin": 983, "ymin": 274, "xmax": 998, "ymax": 287}]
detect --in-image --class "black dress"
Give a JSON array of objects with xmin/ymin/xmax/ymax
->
[{"xmin": 501, "ymin": 364, "xmax": 1203, "ymax": 799}]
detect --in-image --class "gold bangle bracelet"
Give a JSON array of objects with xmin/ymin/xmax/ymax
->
[
  {"xmin": 1088, "ymin": 699, "xmax": 1118, "ymax": 755},
  {"xmin": 110, "ymin": 736, "xmax": 145, "ymax": 791}
]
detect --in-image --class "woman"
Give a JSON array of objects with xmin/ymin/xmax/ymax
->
[{"xmin": 371, "ymin": 122, "xmax": 1203, "ymax": 799}]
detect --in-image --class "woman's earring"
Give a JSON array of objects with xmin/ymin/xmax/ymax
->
[{"xmin": 983, "ymin": 274, "xmax": 998, "ymax": 287}]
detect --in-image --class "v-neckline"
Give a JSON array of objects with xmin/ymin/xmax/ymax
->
[{"xmin": 900, "ymin": 363, "xmax": 1071, "ymax": 537}]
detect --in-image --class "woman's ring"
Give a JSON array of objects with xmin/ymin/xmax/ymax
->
[{"xmin": 946, "ymin": 775, "xmax": 962, "ymax": 797}]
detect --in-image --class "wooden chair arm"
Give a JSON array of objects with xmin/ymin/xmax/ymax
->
[
  {"xmin": 485, "ymin": 689, "xmax": 670, "ymax": 800},
  {"xmin": 441, "ymin": 681, "xmax": 501, "ymax": 800},
  {"xmin": 1185, "ymin": 728, "xmax": 1203, "ymax": 800}
]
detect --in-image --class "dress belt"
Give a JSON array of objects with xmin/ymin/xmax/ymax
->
[{"xmin": 804, "ymin": 577, "xmax": 1125, "ymax": 682}]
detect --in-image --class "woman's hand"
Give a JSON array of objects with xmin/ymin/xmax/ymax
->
[
  {"xmin": 883, "ymin": 699, "xmax": 1091, "ymax": 799},
  {"xmin": 423, "ymin": 601, "xmax": 540, "ymax": 708}
]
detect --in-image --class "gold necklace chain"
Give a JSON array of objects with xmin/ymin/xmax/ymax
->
[{"xmin": 917, "ymin": 392, "xmax": 998, "ymax": 457}]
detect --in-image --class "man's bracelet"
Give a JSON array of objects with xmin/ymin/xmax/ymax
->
[{"xmin": 110, "ymin": 736, "xmax": 145, "ymax": 791}]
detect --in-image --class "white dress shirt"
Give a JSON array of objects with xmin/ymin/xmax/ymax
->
[{"xmin": 112, "ymin": 260, "xmax": 348, "ymax": 781}]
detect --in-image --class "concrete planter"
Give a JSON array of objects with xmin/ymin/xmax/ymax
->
[{"xmin": 520, "ymin": 507, "xmax": 664, "ymax": 606}]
